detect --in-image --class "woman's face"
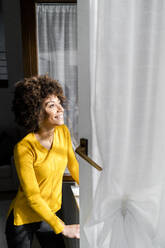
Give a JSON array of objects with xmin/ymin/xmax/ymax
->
[{"xmin": 39, "ymin": 95, "xmax": 64, "ymax": 128}]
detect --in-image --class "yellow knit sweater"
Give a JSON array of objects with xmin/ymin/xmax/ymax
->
[{"xmin": 7, "ymin": 124, "xmax": 79, "ymax": 234}]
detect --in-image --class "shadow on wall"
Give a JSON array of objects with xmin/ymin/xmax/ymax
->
[
  {"xmin": 0, "ymin": 126, "xmax": 27, "ymax": 167},
  {"xmin": 0, "ymin": 125, "xmax": 27, "ymax": 192}
]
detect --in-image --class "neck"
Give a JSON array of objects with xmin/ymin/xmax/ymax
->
[{"xmin": 35, "ymin": 126, "xmax": 55, "ymax": 140}]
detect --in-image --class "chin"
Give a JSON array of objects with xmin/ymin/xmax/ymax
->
[{"xmin": 54, "ymin": 120, "xmax": 64, "ymax": 126}]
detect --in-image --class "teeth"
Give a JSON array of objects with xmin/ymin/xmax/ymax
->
[{"xmin": 55, "ymin": 114, "xmax": 63, "ymax": 119}]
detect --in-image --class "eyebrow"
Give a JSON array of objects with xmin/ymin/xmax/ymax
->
[{"xmin": 45, "ymin": 100, "xmax": 60, "ymax": 106}]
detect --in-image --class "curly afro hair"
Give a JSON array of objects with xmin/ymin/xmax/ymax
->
[{"xmin": 12, "ymin": 75, "xmax": 66, "ymax": 132}]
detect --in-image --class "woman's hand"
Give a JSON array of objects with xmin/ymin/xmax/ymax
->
[{"xmin": 62, "ymin": 224, "xmax": 80, "ymax": 239}]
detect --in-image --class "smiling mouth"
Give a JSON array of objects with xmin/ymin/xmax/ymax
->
[{"xmin": 54, "ymin": 114, "xmax": 63, "ymax": 120}]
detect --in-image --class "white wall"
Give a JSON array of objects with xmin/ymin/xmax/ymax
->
[
  {"xmin": 77, "ymin": 0, "xmax": 91, "ymax": 148},
  {"xmin": 77, "ymin": 1, "xmax": 94, "ymax": 247}
]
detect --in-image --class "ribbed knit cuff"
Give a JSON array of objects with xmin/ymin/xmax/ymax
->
[{"xmin": 51, "ymin": 215, "xmax": 65, "ymax": 234}]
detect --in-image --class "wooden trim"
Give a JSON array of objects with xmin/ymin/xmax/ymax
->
[
  {"xmin": 20, "ymin": 0, "xmax": 38, "ymax": 77},
  {"xmin": 63, "ymin": 175, "xmax": 75, "ymax": 181}
]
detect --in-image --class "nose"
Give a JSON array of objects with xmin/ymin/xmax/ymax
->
[{"xmin": 58, "ymin": 103, "xmax": 64, "ymax": 112}]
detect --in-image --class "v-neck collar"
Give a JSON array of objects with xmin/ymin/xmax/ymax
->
[{"xmin": 33, "ymin": 127, "xmax": 57, "ymax": 152}]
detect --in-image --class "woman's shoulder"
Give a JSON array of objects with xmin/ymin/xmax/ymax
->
[
  {"xmin": 56, "ymin": 124, "xmax": 70, "ymax": 134},
  {"xmin": 55, "ymin": 125, "xmax": 71, "ymax": 143},
  {"xmin": 14, "ymin": 132, "xmax": 34, "ymax": 150}
]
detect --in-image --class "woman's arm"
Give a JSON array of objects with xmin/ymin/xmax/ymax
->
[
  {"xmin": 66, "ymin": 126, "xmax": 79, "ymax": 185},
  {"xmin": 59, "ymin": 126, "xmax": 80, "ymax": 238},
  {"xmin": 14, "ymin": 143, "xmax": 64, "ymax": 234}
]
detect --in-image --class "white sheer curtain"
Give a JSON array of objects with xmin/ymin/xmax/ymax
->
[
  {"xmin": 36, "ymin": 4, "xmax": 78, "ymax": 144},
  {"xmin": 82, "ymin": 1, "xmax": 165, "ymax": 247}
]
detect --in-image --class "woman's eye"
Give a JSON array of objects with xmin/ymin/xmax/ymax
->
[{"xmin": 49, "ymin": 104, "xmax": 55, "ymax": 108}]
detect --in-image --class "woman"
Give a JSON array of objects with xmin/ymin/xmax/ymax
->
[{"xmin": 5, "ymin": 75, "xmax": 80, "ymax": 248}]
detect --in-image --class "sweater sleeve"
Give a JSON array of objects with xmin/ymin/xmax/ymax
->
[
  {"xmin": 65, "ymin": 126, "xmax": 79, "ymax": 185},
  {"xmin": 14, "ymin": 143, "xmax": 65, "ymax": 234}
]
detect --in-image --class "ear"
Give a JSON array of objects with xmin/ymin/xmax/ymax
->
[{"xmin": 38, "ymin": 108, "xmax": 46, "ymax": 128}]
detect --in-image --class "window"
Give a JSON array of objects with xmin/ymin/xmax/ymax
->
[
  {"xmin": 0, "ymin": 0, "xmax": 8, "ymax": 87},
  {"xmin": 20, "ymin": 0, "xmax": 78, "ymax": 180},
  {"xmin": 36, "ymin": 3, "xmax": 78, "ymax": 143}
]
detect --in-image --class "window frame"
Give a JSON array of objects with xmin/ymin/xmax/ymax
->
[
  {"xmin": 20, "ymin": 0, "xmax": 77, "ymax": 181},
  {"xmin": 20, "ymin": 0, "xmax": 77, "ymax": 77}
]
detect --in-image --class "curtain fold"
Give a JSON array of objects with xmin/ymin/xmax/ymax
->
[
  {"xmin": 82, "ymin": 1, "xmax": 165, "ymax": 247},
  {"xmin": 36, "ymin": 4, "xmax": 78, "ymax": 144}
]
